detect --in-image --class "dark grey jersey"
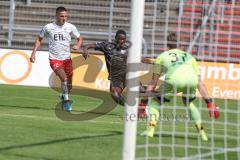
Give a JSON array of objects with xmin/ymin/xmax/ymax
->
[{"xmin": 94, "ymin": 41, "xmax": 131, "ymax": 79}]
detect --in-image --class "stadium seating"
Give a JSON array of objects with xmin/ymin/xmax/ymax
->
[
  {"xmin": 0, "ymin": 0, "xmax": 179, "ymax": 53},
  {"xmin": 179, "ymin": 0, "xmax": 240, "ymax": 62},
  {"xmin": 0, "ymin": 0, "xmax": 239, "ymax": 62}
]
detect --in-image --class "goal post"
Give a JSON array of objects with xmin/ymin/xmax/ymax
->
[
  {"xmin": 123, "ymin": 0, "xmax": 240, "ymax": 159},
  {"xmin": 122, "ymin": 0, "xmax": 145, "ymax": 160}
]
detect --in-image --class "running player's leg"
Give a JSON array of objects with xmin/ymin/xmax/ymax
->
[
  {"xmin": 50, "ymin": 59, "xmax": 72, "ymax": 111},
  {"xmin": 110, "ymin": 83, "xmax": 124, "ymax": 105},
  {"xmin": 63, "ymin": 59, "xmax": 73, "ymax": 92},
  {"xmin": 62, "ymin": 59, "xmax": 73, "ymax": 111},
  {"xmin": 110, "ymin": 69, "xmax": 125, "ymax": 105},
  {"xmin": 56, "ymin": 68, "xmax": 72, "ymax": 112},
  {"xmin": 55, "ymin": 68, "xmax": 69, "ymax": 99}
]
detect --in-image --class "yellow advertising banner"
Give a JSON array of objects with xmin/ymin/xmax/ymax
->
[
  {"xmin": 71, "ymin": 53, "xmax": 240, "ymax": 100},
  {"xmin": 71, "ymin": 53, "xmax": 110, "ymax": 91}
]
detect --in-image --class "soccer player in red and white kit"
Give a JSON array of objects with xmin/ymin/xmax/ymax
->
[{"xmin": 30, "ymin": 6, "xmax": 83, "ymax": 112}]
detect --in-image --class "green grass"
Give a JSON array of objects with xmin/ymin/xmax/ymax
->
[
  {"xmin": 0, "ymin": 84, "xmax": 239, "ymax": 160},
  {"xmin": 0, "ymin": 84, "xmax": 123, "ymax": 160},
  {"xmin": 136, "ymin": 95, "xmax": 240, "ymax": 159}
]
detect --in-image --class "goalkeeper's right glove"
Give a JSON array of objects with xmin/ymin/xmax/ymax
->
[{"xmin": 207, "ymin": 102, "xmax": 220, "ymax": 119}]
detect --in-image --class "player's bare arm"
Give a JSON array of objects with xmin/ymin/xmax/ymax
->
[
  {"xmin": 139, "ymin": 73, "xmax": 161, "ymax": 103},
  {"xmin": 197, "ymin": 75, "xmax": 211, "ymax": 100},
  {"xmin": 30, "ymin": 36, "xmax": 43, "ymax": 63},
  {"xmin": 146, "ymin": 73, "xmax": 160, "ymax": 93},
  {"xmin": 141, "ymin": 57, "xmax": 155, "ymax": 64},
  {"xmin": 197, "ymin": 75, "xmax": 220, "ymax": 119},
  {"xmin": 82, "ymin": 43, "xmax": 96, "ymax": 59},
  {"xmin": 72, "ymin": 36, "xmax": 83, "ymax": 50}
]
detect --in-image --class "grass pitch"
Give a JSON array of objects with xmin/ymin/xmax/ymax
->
[{"xmin": 0, "ymin": 84, "xmax": 239, "ymax": 160}]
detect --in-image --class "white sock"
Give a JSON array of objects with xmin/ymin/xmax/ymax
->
[{"xmin": 61, "ymin": 81, "xmax": 69, "ymax": 100}]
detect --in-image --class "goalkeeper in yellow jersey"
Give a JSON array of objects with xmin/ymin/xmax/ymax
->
[{"xmin": 140, "ymin": 33, "xmax": 220, "ymax": 141}]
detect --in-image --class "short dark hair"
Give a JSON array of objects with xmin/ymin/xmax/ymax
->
[
  {"xmin": 115, "ymin": 30, "xmax": 126, "ymax": 39},
  {"xmin": 167, "ymin": 32, "xmax": 177, "ymax": 49},
  {"xmin": 56, "ymin": 6, "xmax": 67, "ymax": 14}
]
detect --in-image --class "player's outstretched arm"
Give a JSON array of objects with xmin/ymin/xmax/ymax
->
[
  {"xmin": 197, "ymin": 75, "xmax": 220, "ymax": 119},
  {"xmin": 141, "ymin": 57, "xmax": 155, "ymax": 64},
  {"xmin": 82, "ymin": 43, "xmax": 96, "ymax": 59},
  {"xmin": 30, "ymin": 36, "xmax": 42, "ymax": 63}
]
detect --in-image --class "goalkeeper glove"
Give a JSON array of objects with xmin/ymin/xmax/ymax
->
[{"xmin": 207, "ymin": 102, "xmax": 220, "ymax": 119}]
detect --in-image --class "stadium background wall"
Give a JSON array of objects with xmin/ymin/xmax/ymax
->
[{"xmin": 0, "ymin": 48, "xmax": 239, "ymax": 100}]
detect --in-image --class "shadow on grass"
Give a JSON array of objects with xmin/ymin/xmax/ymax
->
[
  {"xmin": 0, "ymin": 131, "xmax": 122, "ymax": 152},
  {"xmin": 0, "ymin": 103, "xmax": 122, "ymax": 118},
  {"xmin": 161, "ymin": 133, "xmax": 198, "ymax": 140},
  {"xmin": 2, "ymin": 152, "xmax": 56, "ymax": 160},
  {"xmin": 54, "ymin": 87, "xmax": 119, "ymax": 121},
  {"xmin": 0, "ymin": 87, "xmax": 122, "ymax": 120}
]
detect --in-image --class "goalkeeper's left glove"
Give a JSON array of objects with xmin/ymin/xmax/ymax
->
[{"xmin": 207, "ymin": 102, "xmax": 220, "ymax": 119}]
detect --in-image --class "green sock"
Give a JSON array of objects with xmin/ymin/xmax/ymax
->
[
  {"xmin": 188, "ymin": 102, "xmax": 202, "ymax": 126},
  {"xmin": 149, "ymin": 107, "xmax": 159, "ymax": 125},
  {"xmin": 148, "ymin": 98, "xmax": 160, "ymax": 123}
]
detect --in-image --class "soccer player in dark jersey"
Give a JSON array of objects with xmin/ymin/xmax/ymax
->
[{"xmin": 83, "ymin": 30, "xmax": 131, "ymax": 105}]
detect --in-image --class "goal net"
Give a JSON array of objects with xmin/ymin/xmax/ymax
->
[{"xmin": 125, "ymin": 0, "xmax": 240, "ymax": 159}]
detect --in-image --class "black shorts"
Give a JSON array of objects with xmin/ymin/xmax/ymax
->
[{"xmin": 110, "ymin": 71, "xmax": 126, "ymax": 89}]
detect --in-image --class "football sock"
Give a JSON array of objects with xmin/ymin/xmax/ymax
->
[
  {"xmin": 149, "ymin": 107, "xmax": 159, "ymax": 124},
  {"xmin": 141, "ymin": 105, "xmax": 159, "ymax": 137},
  {"xmin": 140, "ymin": 126, "xmax": 155, "ymax": 137},
  {"xmin": 189, "ymin": 103, "xmax": 208, "ymax": 141},
  {"xmin": 189, "ymin": 102, "xmax": 201, "ymax": 125},
  {"xmin": 200, "ymin": 129, "xmax": 208, "ymax": 141},
  {"xmin": 61, "ymin": 81, "xmax": 69, "ymax": 101},
  {"xmin": 195, "ymin": 123, "xmax": 208, "ymax": 141},
  {"xmin": 140, "ymin": 107, "xmax": 159, "ymax": 137}
]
